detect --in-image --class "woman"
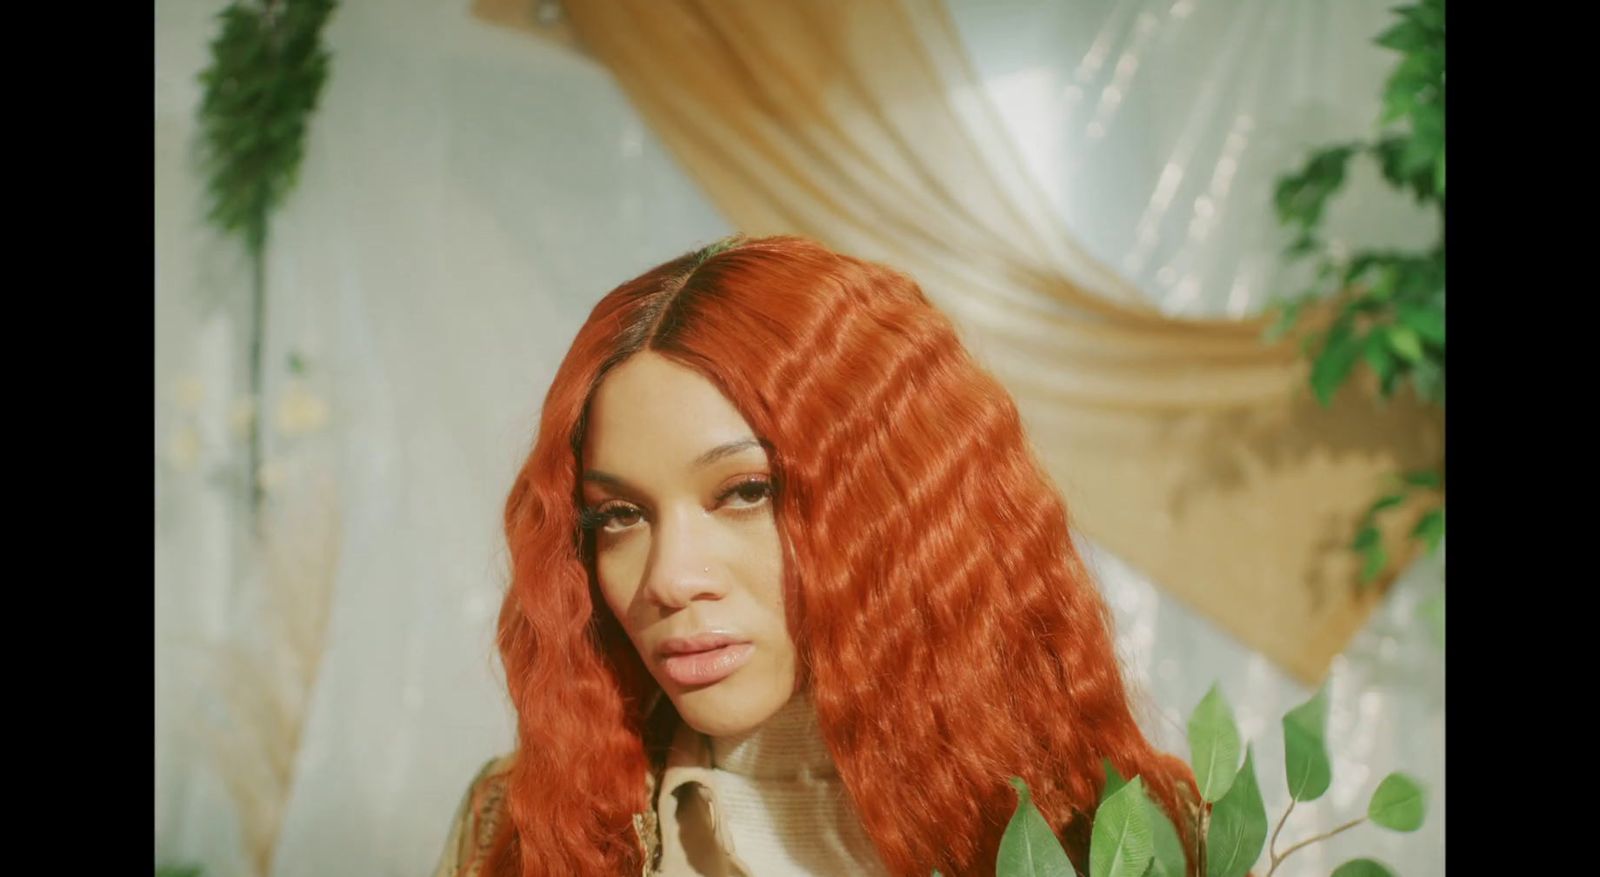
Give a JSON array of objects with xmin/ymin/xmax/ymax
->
[{"xmin": 435, "ymin": 235, "xmax": 1200, "ymax": 877}]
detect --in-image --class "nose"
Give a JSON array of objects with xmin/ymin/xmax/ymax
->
[{"xmin": 640, "ymin": 508, "xmax": 728, "ymax": 610}]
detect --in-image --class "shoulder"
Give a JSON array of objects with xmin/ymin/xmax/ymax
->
[{"xmin": 431, "ymin": 754, "xmax": 516, "ymax": 877}]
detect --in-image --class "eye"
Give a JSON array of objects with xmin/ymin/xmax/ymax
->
[
  {"xmin": 718, "ymin": 476, "xmax": 773, "ymax": 510},
  {"xmin": 578, "ymin": 501, "xmax": 645, "ymax": 534}
]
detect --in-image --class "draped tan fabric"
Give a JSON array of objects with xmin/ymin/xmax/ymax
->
[{"xmin": 471, "ymin": 0, "xmax": 1442, "ymax": 684}]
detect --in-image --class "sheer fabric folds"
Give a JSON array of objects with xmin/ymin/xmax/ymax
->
[{"xmin": 474, "ymin": 0, "xmax": 1441, "ymax": 682}]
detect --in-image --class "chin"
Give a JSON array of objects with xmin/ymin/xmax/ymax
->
[{"xmin": 668, "ymin": 674, "xmax": 792, "ymax": 737}]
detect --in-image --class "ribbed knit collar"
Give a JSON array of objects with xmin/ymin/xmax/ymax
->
[{"xmin": 707, "ymin": 692, "xmax": 838, "ymax": 781}]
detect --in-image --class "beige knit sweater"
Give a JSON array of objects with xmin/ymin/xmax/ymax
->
[
  {"xmin": 681, "ymin": 693, "xmax": 890, "ymax": 876},
  {"xmin": 432, "ymin": 694, "xmax": 892, "ymax": 877}
]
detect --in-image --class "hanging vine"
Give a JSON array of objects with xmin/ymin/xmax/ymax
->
[
  {"xmin": 196, "ymin": 0, "xmax": 337, "ymax": 516},
  {"xmin": 176, "ymin": 6, "xmax": 340, "ymax": 875},
  {"xmin": 1267, "ymin": 0, "xmax": 1444, "ymax": 589}
]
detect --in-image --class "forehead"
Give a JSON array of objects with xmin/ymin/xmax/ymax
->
[{"xmin": 582, "ymin": 351, "xmax": 761, "ymax": 470}]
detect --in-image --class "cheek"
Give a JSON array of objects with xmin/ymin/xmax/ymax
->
[
  {"xmin": 595, "ymin": 546, "xmax": 644, "ymax": 628},
  {"xmin": 744, "ymin": 524, "xmax": 788, "ymax": 621}
]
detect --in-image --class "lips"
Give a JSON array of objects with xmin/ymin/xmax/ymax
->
[{"xmin": 658, "ymin": 632, "xmax": 755, "ymax": 687}]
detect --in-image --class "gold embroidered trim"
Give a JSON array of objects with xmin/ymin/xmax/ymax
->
[
  {"xmin": 453, "ymin": 759, "xmax": 511, "ymax": 877},
  {"xmin": 448, "ymin": 757, "xmax": 668, "ymax": 876}
]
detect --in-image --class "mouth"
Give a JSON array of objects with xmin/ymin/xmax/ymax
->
[{"xmin": 658, "ymin": 633, "xmax": 755, "ymax": 687}]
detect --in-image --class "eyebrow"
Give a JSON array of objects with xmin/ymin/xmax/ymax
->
[
  {"xmin": 692, "ymin": 436, "xmax": 765, "ymax": 468},
  {"xmin": 581, "ymin": 437, "xmax": 767, "ymax": 490}
]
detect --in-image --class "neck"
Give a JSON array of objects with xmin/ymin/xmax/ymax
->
[{"xmin": 708, "ymin": 692, "xmax": 837, "ymax": 780}]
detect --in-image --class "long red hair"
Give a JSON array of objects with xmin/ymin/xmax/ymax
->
[{"xmin": 486, "ymin": 235, "xmax": 1197, "ymax": 876}]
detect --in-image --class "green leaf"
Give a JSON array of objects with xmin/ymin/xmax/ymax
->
[
  {"xmin": 1412, "ymin": 506, "xmax": 1445, "ymax": 554},
  {"xmin": 1310, "ymin": 323, "xmax": 1362, "ymax": 406},
  {"xmin": 1380, "ymin": 86, "xmax": 1413, "ymax": 126},
  {"xmin": 1402, "ymin": 105, "xmax": 1445, "ymax": 175},
  {"xmin": 1396, "ymin": 303, "xmax": 1445, "ymax": 347},
  {"xmin": 1143, "ymin": 795, "xmax": 1189, "ymax": 877},
  {"xmin": 1386, "ymin": 325, "xmax": 1425, "ymax": 364},
  {"xmin": 1205, "ymin": 746, "xmax": 1267, "ymax": 877},
  {"xmin": 1401, "ymin": 469, "xmax": 1442, "ymax": 489},
  {"xmin": 1400, "ymin": 3, "xmax": 1445, "ymax": 34},
  {"xmin": 1099, "ymin": 758, "xmax": 1129, "ymax": 805},
  {"xmin": 1369, "ymin": 137, "xmax": 1436, "ymax": 204},
  {"xmin": 1091, "ymin": 778, "xmax": 1193, "ymax": 877},
  {"xmin": 998, "ymin": 777, "xmax": 1077, "ymax": 877},
  {"xmin": 1282, "ymin": 682, "xmax": 1333, "ymax": 802},
  {"xmin": 1375, "ymin": 19, "xmax": 1429, "ymax": 53},
  {"xmin": 1434, "ymin": 150, "xmax": 1445, "ymax": 197},
  {"xmin": 1366, "ymin": 492, "xmax": 1406, "ymax": 519},
  {"xmin": 1331, "ymin": 859, "xmax": 1397, "ymax": 877},
  {"xmin": 1368, "ymin": 772, "xmax": 1427, "ymax": 831},
  {"xmin": 1098, "ymin": 766, "xmax": 1184, "ymax": 876},
  {"xmin": 1187, "ymin": 684, "xmax": 1242, "ymax": 803},
  {"xmin": 1090, "ymin": 777, "xmax": 1154, "ymax": 877},
  {"xmin": 1351, "ymin": 524, "xmax": 1380, "ymax": 551},
  {"xmin": 1381, "ymin": 62, "xmax": 1441, "ymax": 134},
  {"xmin": 1361, "ymin": 331, "xmax": 1396, "ymax": 393},
  {"xmin": 1274, "ymin": 145, "xmax": 1357, "ymax": 231}
]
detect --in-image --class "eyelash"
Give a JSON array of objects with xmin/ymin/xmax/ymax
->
[{"xmin": 577, "ymin": 476, "xmax": 775, "ymax": 534}]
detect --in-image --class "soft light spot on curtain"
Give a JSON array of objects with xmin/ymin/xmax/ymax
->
[{"xmin": 983, "ymin": 67, "xmax": 1066, "ymax": 207}]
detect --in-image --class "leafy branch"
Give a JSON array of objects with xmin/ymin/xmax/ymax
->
[
  {"xmin": 1266, "ymin": 0, "xmax": 1445, "ymax": 587},
  {"xmin": 980, "ymin": 682, "xmax": 1426, "ymax": 877}
]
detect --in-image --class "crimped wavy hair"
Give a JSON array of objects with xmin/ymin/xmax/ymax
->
[{"xmin": 484, "ymin": 235, "xmax": 1198, "ymax": 876}]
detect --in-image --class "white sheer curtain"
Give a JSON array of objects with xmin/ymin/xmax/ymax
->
[
  {"xmin": 155, "ymin": 1, "xmax": 1442, "ymax": 875},
  {"xmin": 157, "ymin": 2, "xmax": 728, "ymax": 874},
  {"xmin": 951, "ymin": 0, "xmax": 1440, "ymax": 318},
  {"xmin": 951, "ymin": 2, "xmax": 1444, "ymax": 873}
]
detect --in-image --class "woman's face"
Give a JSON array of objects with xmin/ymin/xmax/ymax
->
[{"xmin": 580, "ymin": 351, "xmax": 796, "ymax": 737}]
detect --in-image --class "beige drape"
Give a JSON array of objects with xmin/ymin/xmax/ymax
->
[{"xmin": 472, "ymin": 0, "xmax": 1442, "ymax": 684}]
